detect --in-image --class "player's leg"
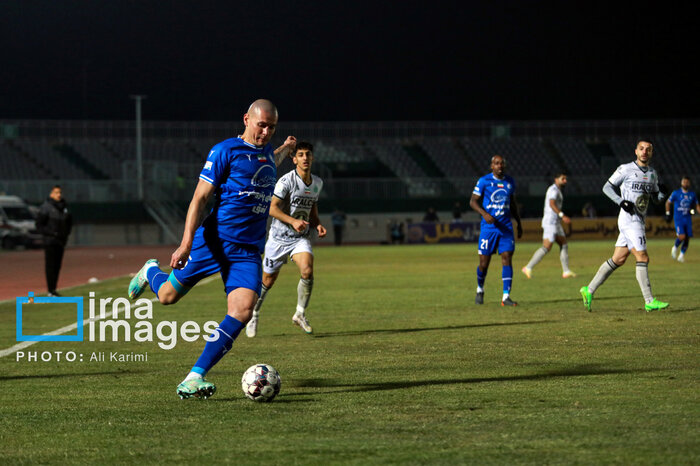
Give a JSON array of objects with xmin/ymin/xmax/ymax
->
[
  {"xmin": 291, "ymin": 251, "xmax": 314, "ymax": 334},
  {"xmin": 672, "ymin": 221, "xmax": 684, "ymax": 258},
  {"xmin": 475, "ymin": 231, "xmax": 496, "ymax": 304},
  {"xmin": 629, "ymin": 246, "xmax": 668, "ymax": 311},
  {"xmin": 246, "ymin": 270, "xmax": 279, "ymax": 338},
  {"xmin": 500, "ymin": 250, "xmax": 517, "ymax": 306},
  {"xmin": 178, "ymin": 245, "xmax": 262, "ymax": 399},
  {"xmin": 247, "ymin": 238, "xmax": 288, "ymax": 337},
  {"xmin": 580, "ymin": 232, "xmax": 629, "ymax": 311},
  {"xmin": 677, "ymin": 225, "xmax": 690, "ymax": 262},
  {"xmin": 522, "ymin": 233, "xmax": 552, "ymax": 278},
  {"xmin": 498, "ymin": 233, "xmax": 517, "ymax": 306},
  {"xmin": 556, "ymin": 235, "xmax": 576, "ymax": 278}
]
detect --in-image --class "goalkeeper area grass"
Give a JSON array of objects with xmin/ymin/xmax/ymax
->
[{"xmin": 1, "ymin": 239, "xmax": 698, "ymax": 464}]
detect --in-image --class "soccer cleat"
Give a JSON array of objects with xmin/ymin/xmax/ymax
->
[
  {"xmin": 176, "ymin": 378, "xmax": 216, "ymax": 399},
  {"xmin": 292, "ymin": 313, "xmax": 313, "ymax": 334},
  {"xmin": 562, "ymin": 270, "xmax": 577, "ymax": 278},
  {"xmin": 671, "ymin": 245, "xmax": 678, "ymax": 259},
  {"xmin": 128, "ymin": 259, "xmax": 159, "ymax": 300},
  {"xmin": 580, "ymin": 286, "xmax": 593, "ymax": 312},
  {"xmin": 521, "ymin": 267, "xmax": 532, "ymax": 279},
  {"xmin": 645, "ymin": 298, "xmax": 669, "ymax": 312},
  {"xmin": 246, "ymin": 314, "xmax": 258, "ymax": 338},
  {"xmin": 677, "ymin": 253, "xmax": 685, "ymax": 263},
  {"xmin": 501, "ymin": 297, "xmax": 518, "ymax": 306},
  {"xmin": 475, "ymin": 291, "xmax": 484, "ymax": 305}
]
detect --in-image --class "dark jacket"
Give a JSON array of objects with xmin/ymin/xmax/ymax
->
[{"xmin": 36, "ymin": 197, "xmax": 72, "ymax": 246}]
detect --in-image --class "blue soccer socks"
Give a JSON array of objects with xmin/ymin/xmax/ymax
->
[
  {"xmin": 146, "ymin": 265, "xmax": 168, "ymax": 296},
  {"xmin": 191, "ymin": 315, "xmax": 244, "ymax": 376}
]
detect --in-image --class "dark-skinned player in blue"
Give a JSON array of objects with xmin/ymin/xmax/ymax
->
[
  {"xmin": 469, "ymin": 155, "xmax": 523, "ymax": 306},
  {"xmin": 666, "ymin": 175, "xmax": 700, "ymax": 262}
]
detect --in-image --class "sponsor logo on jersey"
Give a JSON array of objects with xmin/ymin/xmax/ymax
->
[
  {"xmin": 291, "ymin": 197, "xmax": 315, "ymax": 207},
  {"xmin": 204, "ymin": 161, "xmax": 213, "ymax": 170},
  {"xmin": 631, "ymin": 182, "xmax": 653, "ymax": 193}
]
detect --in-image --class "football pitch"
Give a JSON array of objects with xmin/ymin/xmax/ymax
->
[{"xmin": 1, "ymin": 239, "xmax": 698, "ymax": 464}]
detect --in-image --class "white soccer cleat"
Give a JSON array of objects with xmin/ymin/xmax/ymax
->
[
  {"xmin": 562, "ymin": 270, "xmax": 577, "ymax": 278},
  {"xmin": 246, "ymin": 314, "xmax": 258, "ymax": 338},
  {"xmin": 671, "ymin": 245, "xmax": 678, "ymax": 259},
  {"xmin": 677, "ymin": 253, "xmax": 685, "ymax": 263},
  {"xmin": 292, "ymin": 313, "xmax": 313, "ymax": 334},
  {"xmin": 521, "ymin": 266, "xmax": 532, "ymax": 279}
]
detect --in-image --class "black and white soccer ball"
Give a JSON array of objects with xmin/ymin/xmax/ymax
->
[{"xmin": 241, "ymin": 364, "xmax": 281, "ymax": 402}]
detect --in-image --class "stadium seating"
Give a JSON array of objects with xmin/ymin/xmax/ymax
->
[{"xmin": 2, "ymin": 128, "xmax": 698, "ymax": 201}]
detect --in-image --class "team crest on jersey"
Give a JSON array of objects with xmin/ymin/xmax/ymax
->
[{"xmin": 257, "ymin": 154, "xmax": 268, "ymax": 163}]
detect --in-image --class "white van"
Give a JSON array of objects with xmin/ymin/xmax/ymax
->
[{"xmin": 0, "ymin": 195, "xmax": 42, "ymax": 249}]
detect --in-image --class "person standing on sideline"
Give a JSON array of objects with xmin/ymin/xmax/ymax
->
[
  {"xmin": 469, "ymin": 155, "xmax": 523, "ymax": 306},
  {"xmin": 666, "ymin": 176, "xmax": 699, "ymax": 262},
  {"xmin": 36, "ymin": 185, "xmax": 72, "ymax": 297},
  {"xmin": 580, "ymin": 139, "xmax": 669, "ymax": 312},
  {"xmin": 331, "ymin": 208, "xmax": 346, "ymax": 245},
  {"xmin": 127, "ymin": 99, "xmax": 297, "ymax": 399},
  {"xmin": 246, "ymin": 142, "xmax": 326, "ymax": 337},
  {"xmin": 522, "ymin": 173, "xmax": 576, "ymax": 279}
]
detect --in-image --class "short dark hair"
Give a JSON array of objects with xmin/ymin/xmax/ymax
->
[
  {"xmin": 637, "ymin": 138, "xmax": 654, "ymax": 147},
  {"xmin": 682, "ymin": 175, "xmax": 691, "ymax": 182},
  {"xmin": 295, "ymin": 141, "xmax": 313, "ymax": 154},
  {"xmin": 554, "ymin": 172, "xmax": 567, "ymax": 179},
  {"xmin": 51, "ymin": 185, "xmax": 61, "ymax": 191}
]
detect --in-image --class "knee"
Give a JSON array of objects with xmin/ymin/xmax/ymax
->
[
  {"xmin": 262, "ymin": 273, "xmax": 278, "ymax": 288},
  {"xmin": 299, "ymin": 267, "xmax": 313, "ymax": 280}
]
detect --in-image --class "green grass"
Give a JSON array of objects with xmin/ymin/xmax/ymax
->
[{"xmin": 1, "ymin": 240, "xmax": 698, "ymax": 464}]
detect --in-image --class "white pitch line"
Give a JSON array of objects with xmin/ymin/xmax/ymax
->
[{"xmin": 0, "ymin": 275, "xmax": 219, "ymax": 358}]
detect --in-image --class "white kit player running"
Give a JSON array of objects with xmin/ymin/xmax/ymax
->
[
  {"xmin": 580, "ymin": 139, "xmax": 669, "ymax": 312},
  {"xmin": 522, "ymin": 172, "xmax": 576, "ymax": 279},
  {"xmin": 246, "ymin": 141, "xmax": 327, "ymax": 337}
]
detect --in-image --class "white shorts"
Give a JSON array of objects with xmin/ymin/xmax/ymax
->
[
  {"xmin": 615, "ymin": 222, "xmax": 647, "ymax": 252},
  {"xmin": 263, "ymin": 236, "xmax": 313, "ymax": 274},
  {"xmin": 542, "ymin": 223, "xmax": 565, "ymax": 242}
]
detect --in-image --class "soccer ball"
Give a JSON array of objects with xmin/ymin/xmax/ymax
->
[{"xmin": 241, "ymin": 364, "xmax": 281, "ymax": 402}]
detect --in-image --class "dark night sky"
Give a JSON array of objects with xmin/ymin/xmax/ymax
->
[{"xmin": 1, "ymin": 1, "xmax": 697, "ymax": 121}]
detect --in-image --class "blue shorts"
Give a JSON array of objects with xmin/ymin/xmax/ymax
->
[
  {"xmin": 171, "ymin": 228, "xmax": 262, "ymax": 296},
  {"xmin": 478, "ymin": 228, "xmax": 515, "ymax": 255},
  {"xmin": 675, "ymin": 220, "xmax": 693, "ymax": 238}
]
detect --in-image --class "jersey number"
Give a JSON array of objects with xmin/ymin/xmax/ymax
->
[
  {"xmin": 480, "ymin": 239, "xmax": 488, "ymax": 249},
  {"xmin": 638, "ymin": 235, "xmax": 646, "ymax": 245}
]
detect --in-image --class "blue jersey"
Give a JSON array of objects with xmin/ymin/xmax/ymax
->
[
  {"xmin": 668, "ymin": 189, "xmax": 697, "ymax": 221},
  {"xmin": 198, "ymin": 137, "xmax": 276, "ymax": 253},
  {"xmin": 472, "ymin": 173, "xmax": 517, "ymax": 232}
]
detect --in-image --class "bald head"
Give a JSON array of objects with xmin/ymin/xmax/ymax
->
[
  {"xmin": 242, "ymin": 99, "xmax": 279, "ymax": 146},
  {"xmin": 247, "ymin": 99, "xmax": 278, "ymax": 119}
]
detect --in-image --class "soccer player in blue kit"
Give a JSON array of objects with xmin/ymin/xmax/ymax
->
[
  {"xmin": 469, "ymin": 155, "xmax": 523, "ymax": 306},
  {"xmin": 666, "ymin": 176, "xmax": 700, "ymax": 262},
  {"xmin": 127, "ymin": 99, "xmax": 297, "ymax": 399}
]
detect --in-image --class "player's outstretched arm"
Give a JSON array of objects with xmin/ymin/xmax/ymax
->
[
  {"xmin": 469, "ymin": 193, "xmax": 494, "ymax": 223},
  {"xmin": 269, "ymin": 196, "xmax": 308, "ymax": 233},
  {"xmin": 273, "ymin": 136, "xmax": 297, "ymax": 166},
  {"xmin": 171, "ymin": 180, "xmax": 216, "ymax": 269},
  {"xmin": 309, "ymin": 204, "xmax": 327, "ymax": 238}
]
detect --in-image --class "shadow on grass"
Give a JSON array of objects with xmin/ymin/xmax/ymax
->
[
  {"xmin": 287, "ymin": 364, "xmax": 652, "ymax": 395},
  {"xmin": 0, "ymin": 369, "xmax": 145, "ymax": 381},
  {"xmin": 308, "ymin": 320, "xmax": 556, "ymax": 339}
]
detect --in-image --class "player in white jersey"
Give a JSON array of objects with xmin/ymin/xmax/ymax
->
[
  {"xmin": 522, "ymin": 173, "xmax": 576, "ymax": 279},
  {"xmin": 580, "ymin": 139, "xmax": 669, "ymax": 312},
  {"xmin": 246, "ymin": 141, "xmax": 327, "ymax": 337}
]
